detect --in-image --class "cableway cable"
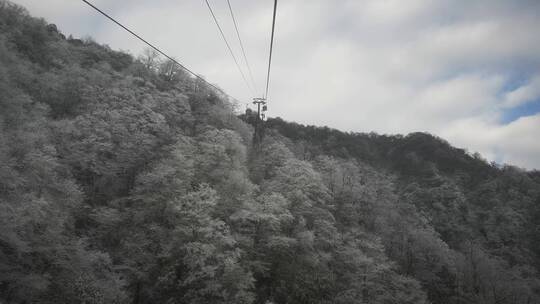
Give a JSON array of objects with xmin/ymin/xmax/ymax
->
[
  {"xmin": 264, "ymin": 0, "xmax": 277, "ymax": 100},
  {"xmin": 226, "ymin": 0, "xmax": 258, "ymax": 94},
  {"xmin": 80, "ymin": 0, "xmax": 241, "ymax": 103},
  {"xmin": 204, "ymin": 0, "xmax": 255, "ymax": 95}
]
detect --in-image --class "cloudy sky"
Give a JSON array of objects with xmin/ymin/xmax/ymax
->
[{"xmin": 14, "ymin": 0, "xmax": 540, "ymax": 169}]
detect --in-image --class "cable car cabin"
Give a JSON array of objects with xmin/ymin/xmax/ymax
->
[{"xmin": 262, "ymin": 105, "xmax": 267, "ymax": 111}]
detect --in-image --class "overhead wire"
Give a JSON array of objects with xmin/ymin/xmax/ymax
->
[
  {"xmin": 226, "ymin": 0, "xmax": 258, "ymax": 94},
  {"xmin": 80, "ymin": 0, "xmax": 241, "ymax": 103},
  {"xmin": 264, "ymin": 0, "xmax": 278, "ymax": 100},
  {"xmin": 204, "ymin": 0, "xmax": 255, "ymax": 95}
]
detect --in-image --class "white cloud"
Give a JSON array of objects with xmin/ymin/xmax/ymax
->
[
  {"xmin": 413, "ymin": 74, "xmax": 504, "ymax": 122},
  {"xmin": 503, "ymin": 75, "xmax": 540, "ymax": 108}
]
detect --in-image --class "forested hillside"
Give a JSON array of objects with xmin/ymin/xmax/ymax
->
[{"xmin": 1, "ymin": 2, "xmax": 540, "ymax": 303}]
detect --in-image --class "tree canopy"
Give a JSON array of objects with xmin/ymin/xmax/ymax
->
[{"xmin": 1, "ymin": 2, "xmax": 540, "ymax": 303}]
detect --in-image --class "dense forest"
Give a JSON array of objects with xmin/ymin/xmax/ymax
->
[{"xmin": 1, "ymin": 2, "xmax": 540, "ymax": 303}]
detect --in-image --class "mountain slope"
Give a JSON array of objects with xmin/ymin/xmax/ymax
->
[{"xmin": 1, "ymin": 2, "xmax": 540, "ymax": 303}]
